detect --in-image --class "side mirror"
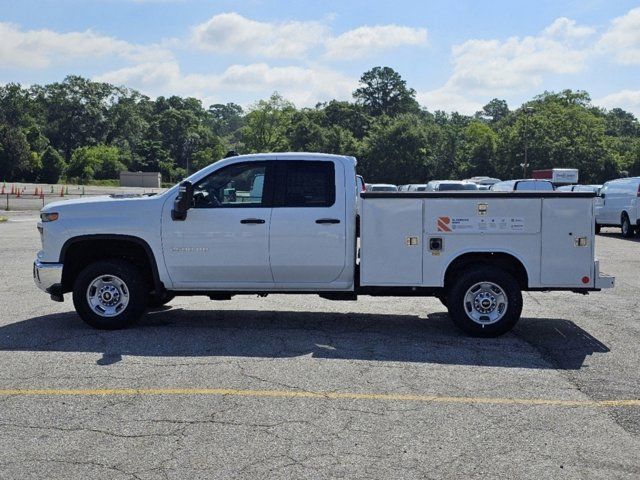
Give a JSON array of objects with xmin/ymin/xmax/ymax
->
[
  {"xmin": 600, "ymin": 193, "xmax": 605, "ymax": 199},
  {"xmin": 171, "ymin": 181, "xmax": 193, "ymax": 221}
]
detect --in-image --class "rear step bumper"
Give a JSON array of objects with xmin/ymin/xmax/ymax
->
[{"xmin": 594, "ymin": 260, "xmax": 615, "ymax": 289}]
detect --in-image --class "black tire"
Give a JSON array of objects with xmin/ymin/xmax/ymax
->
[
  {"xmin": 595, "ymin": 223, "xmax": 601, "ymax": 235},
  {"xmin": 72, "ymin": 259, "xmax": 148, "ymax": 329},
  {"xmin": 148, "ymin": 292, "xmax": 175, "ymax": 309},
  {"xmin": 436, "ymin": 295, "xmax": 448, "ymax": 309},
  {"xmin": 621, "ymin": 213, "xmax": 634, "ymax": 238},
  {"xmin": 447, "ymin": 266, "xmax": 523, "ymax": 337}
]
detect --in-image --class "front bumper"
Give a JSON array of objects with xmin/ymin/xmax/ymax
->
[{"xmin": 33, "ymin": 259, "xmax": 63, "ymax": 295}]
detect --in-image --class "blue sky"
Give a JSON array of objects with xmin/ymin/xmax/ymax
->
[{"xmin": 1, "ymin": 0, "xmax": 639, "ymax": 115}]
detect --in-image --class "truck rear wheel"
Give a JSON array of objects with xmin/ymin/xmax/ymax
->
[
  {"xmin": 447, "ymin": 266, "xmax": 522, "ymax": 337},
  {"xmin": 72, "ymin": 260, "xmax": 148, "ymax": 329}
]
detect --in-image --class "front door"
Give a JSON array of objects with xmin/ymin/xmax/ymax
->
[
  {"xmin": 269, "ymin": 160, "xmax": 347, "ymax": 284},
  {"xmin": 162, "ymin": 161, "xmax": 274, "ymax": 288}
]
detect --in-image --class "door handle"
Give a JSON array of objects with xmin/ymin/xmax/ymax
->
[
  {"xmin": 240, "ymin": 218, "xmax": 265, "ymax": 224},
  {"xmin": 316, "ymin": 218, "xmax": 341, "ymax": 224}
]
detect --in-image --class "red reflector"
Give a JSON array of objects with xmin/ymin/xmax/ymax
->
[{"xmin": 582, "ymin": 276, "xmax": 590, "ymax": 284}]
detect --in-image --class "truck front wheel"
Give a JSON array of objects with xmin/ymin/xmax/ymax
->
[
  {"xmin": 447, "ymin": 266, "xmax": 522, "ymax": 337},
  {"xmin": 72, "ymin": 260, "xmax": 148, "ymax": 329}
]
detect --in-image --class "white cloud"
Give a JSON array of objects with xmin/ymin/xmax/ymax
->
[
  {"xmin": 95, "ymin": 61, "xmax": 357, "ymax": 107},
  {"xmin": 324, "ymin": 24, "xmax": 427, "ymax": 60},
  {"xmin": 0, "ymin": 22, "xmax": 172, "ymax": 69},
  {"xmin": 543, "ymin": 17, "xmax": 595, "ymax": 39},
  {"xmin": 596, "ymin": 90, "xmax": 640, "ymax": 117},
  {"xmin": 446, "ymin": 26, "xmax": 591, "ymax": 95},
  {"xmin": 191, "ymin": 13, "xmax": 428, "ymax": 61},
  {"xmin": 191, "ymin": 12, "xmax": 327, "ymax": 58},
  {"xmin": 416, "ymin": 88, "xmax": 482, "ymax": 115},
  {"xmin": 598, "ymin": 7, "xmax": 640, "ymax": 65},
  {"xmin": 414, "ymin": 16, "xmax": 597, "ymax": 115}
]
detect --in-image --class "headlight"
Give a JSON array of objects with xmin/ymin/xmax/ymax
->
[{"xmin": 40, "ymin": 212, "xmax": 59, "ymax": 222}]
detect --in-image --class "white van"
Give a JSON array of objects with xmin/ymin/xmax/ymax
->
[
  {"xmin": 490, "ymin": 179, "xmax": 554, "ymax": 191},
  {"xmin": 595, "ymin": 177, "xmax": 640, "ymax": 237},
  {"xmin": 425, "ymin": 181, "xmax": 478, "ymax": 191}
]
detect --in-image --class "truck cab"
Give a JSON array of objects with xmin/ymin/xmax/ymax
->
[{"xmin": 34, "ymin": 153, "xmax": 614, "ymax": 337}]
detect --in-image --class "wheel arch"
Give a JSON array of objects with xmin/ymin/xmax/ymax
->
[
  {"xmin": 59, "ymin": 234, "xmax": 163, "ymax": 294},
  {"xmin": 444, "ymin": 251, "xmax": 529, "ymax": 290}
]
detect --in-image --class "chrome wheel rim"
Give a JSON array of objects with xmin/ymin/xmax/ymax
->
[
  {"xmin": 463, "ymin": 281, "xmax": 508, "ymax": 325},
  {"xmin": 622, "ymin": 218, "xmax": 629, "ymax": 235},
  {"xmin": 86, "ymin": 274, "xmax": 130, "ymax": 317}
]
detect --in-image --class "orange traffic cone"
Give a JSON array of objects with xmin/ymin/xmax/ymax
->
[
  {"xmin": 39, "ymin": 189, "xmax": 45, "ymax": 200},
  {"xmin": 10, "ymin": 185, "xmax": 14, "ymax": 195},
  {"xmin": 1, "ymin": 185, "xmax": 4, "ymax": 195},
  {"xmin": 16, "ymin": 188, "xmax": 21, "ymax": 198},
  {"xmin": 60, "ymin": 186, "xmax": 64, "ymax": 197},
  {"xmin": 34, "ymin": 187, "xmax": 38, "ymax": 196}
]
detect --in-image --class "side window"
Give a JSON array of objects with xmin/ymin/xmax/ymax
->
[
  {"xmin": 192, "ymin": 162, "xmax": 268, "ymax": 208},
  {"xmin": 281, "ymin": 161, "xmax": 335, "ymax": 207}
]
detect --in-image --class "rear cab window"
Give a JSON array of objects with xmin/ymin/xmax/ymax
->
[{"xmin": 275, "ymin": 161, "xmax": 336, "ymax": 207}]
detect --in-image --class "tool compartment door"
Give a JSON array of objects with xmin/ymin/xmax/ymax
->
[
  {"xmin": 360, "ymin": 198, "xmax": 423, "ymax": 285},
  {"xmin": 541, "ymin": 198, "xmax": 594, "ymax": 286}
]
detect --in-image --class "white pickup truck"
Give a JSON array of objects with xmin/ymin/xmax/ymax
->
[{"xmin": 34, "ymin": 153, "xmax": 614, "ymax": 336}]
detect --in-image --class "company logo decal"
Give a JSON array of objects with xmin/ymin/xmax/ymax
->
[{"xmin": 437, "ymin": 216, "xmax": 452, "ymax": 232}]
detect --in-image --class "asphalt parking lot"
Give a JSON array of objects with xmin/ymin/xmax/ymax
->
[{"xmin": 0, "ymin": 213, "xmax": 639, "ymax": 479}]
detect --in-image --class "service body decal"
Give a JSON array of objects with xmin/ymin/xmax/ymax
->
[{"xmin": 436, "ymin": 216, "xmax": 525, "ymax": 233}]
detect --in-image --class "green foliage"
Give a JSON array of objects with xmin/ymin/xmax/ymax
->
[
  {"xmin": 67, "ymin": 145, "xmax": 126, "ymax": 181},
  {"xmin": 0, "ymin": 74, "xmax": 638, "ymax": 186},
  {"xmin": 40, "ymin": 146, "xmax": 66, "ymax": 184},
  {"xmin": 354, "ymin": 67, "xmax": 420, "ymax": 116},
  {"xmin": 241, "ymin": 92, "xmax": 294, "ymax": 152},
  {"xmin": 0, "ymin": 125, "xmax": 32, "ymax": 180},
  {"xmin": 359, "ymin": 114, "xmax": 437, "ymax": 183},
  {"xmin": 476, "ymin": 99, "xmax": 510, "ymax": 124}
]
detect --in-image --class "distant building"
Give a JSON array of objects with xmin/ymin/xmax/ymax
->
[{"xmin": 120, "ymin": 171, "xmax": 161, "ymax": 188}]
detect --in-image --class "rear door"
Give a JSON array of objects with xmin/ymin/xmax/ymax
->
[
  {"xmin": 541, "ymin": 198, "xmax": 593, "ymax": 286},
  {"xmin": 269, "ymin": 159, "xmax": 347, "ymax": 284}
]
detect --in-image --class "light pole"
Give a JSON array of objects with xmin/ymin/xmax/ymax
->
[{"xmin": 521, "ymin": 106, "xmax": 534, "ymax": 178}]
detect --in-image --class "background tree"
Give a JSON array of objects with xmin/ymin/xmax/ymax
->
[
  {"xmin": 0, "ymin": 126, "xmax": 32, "ymax": 180},
  {"xmin": 241, "ymin": 93, "xmax": 294, "ymax": 152},
  {"xmin": 0, "ymin": 72, "xmax": 638, "ymax": 185},
  {"xmin": 40, "ymin": 146, "xmax": 67, "ymax": 184},
  {"xmin": 359, "ymin": 114, "xmax": 437, "ymax": 183},
  {"xmin": 353, "ymin": 67, "xmax": 420, "ymax": 117},
  {"xmin": 67, "ymin": 145, "xmax": 126, "ymax": 181},
  {"xmin": 476, "ymin": 99, "xmax": 510, "ymax": 124}
]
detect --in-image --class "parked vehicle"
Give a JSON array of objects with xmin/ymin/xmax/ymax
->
[
  {"xmin": 368, "ymin": 183, "xmax": 398, "ymax": 192},
  {"xmin": 490, "ymin": 179, "xmax": 554, "ymax": 191},
  {"xmin": 34, "ymin": 153, "xmax": 613, "ymax": 337},
  {"xmin": 532, "ymin": 168, "xmax": 579, "ymax": 185},
  {"xmin": 407, "ymin": 184, "xmax": 429, "ymax": 192},
  {"xmin": 466, "ymin": 176, "xmax": 501, "ymax": 186},
  {"xmin": 594, "ymin": 177, "xmax": 640, "ymax": 237},
  {"xmin": 425, "ymin": 181, "xmax": 479, "ymax": 191},
  {"xmin": 557, "ymin": 184, "xmax": 602, "ymax": 194}
]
